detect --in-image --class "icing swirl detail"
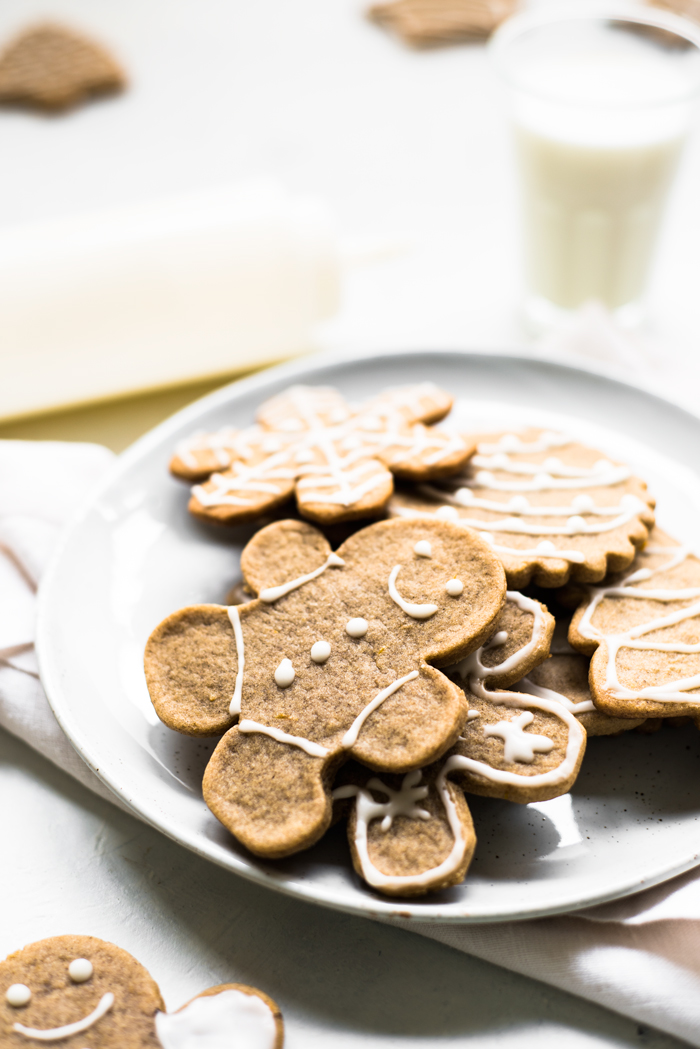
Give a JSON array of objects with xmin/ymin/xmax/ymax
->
[{"xmin": 12, "ymin": 992, "xmax": 114, "ymax": 1041}]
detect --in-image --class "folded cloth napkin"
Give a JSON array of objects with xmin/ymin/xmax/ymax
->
[{"xmin": 4, "ymin": 437, "xmax": 700, "ymax": 1046}]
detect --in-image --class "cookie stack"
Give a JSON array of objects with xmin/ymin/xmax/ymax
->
[{"xmin": 145, "ymin": 383, "xmax": 696, "ymax": 898}]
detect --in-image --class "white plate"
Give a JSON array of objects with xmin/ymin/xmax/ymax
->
[{"xmin": 37, "ymin": 349, "xmax": 700, "ymax": 923}]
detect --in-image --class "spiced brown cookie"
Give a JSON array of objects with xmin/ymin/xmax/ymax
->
[
  {"xmin": 569, "ymin": 528, "xmax": 700, "ymax": 720},
  {"xmin": 0, "ymin": 935, "xmax": 283, "ymax": 1049},
  {"xmin": 518, "ymin": 653, "xmax": 645, "ymax": 735},
  {"xmin": 390, "ymin": 427, "xmax": 655, "ymax": 587},
  {"xmin": 445, "ymin": 591, "xmax": 587, "ymax": 803},
  {"xmin": 145, "ymin": 517, "xmax": 506, "ymax": 858},
  {"xmin": 333, "ymin": 760, "xmax": 476, "ymax": 897},
  {"xmin": 0, "ymin": 24, "xmax": 125, "ymax": 112},
  {"xmin": 172, "ymin": 383, "xmax": 474, "ymax": 526}
]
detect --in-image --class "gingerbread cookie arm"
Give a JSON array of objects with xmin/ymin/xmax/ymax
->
[
  {"xmin": 360, "ymin": 383, "xmax": 456, "ymax": 425},
  {"xmin": 334, "ymin": 761, "xmax": 476, "ymax": 898},
  {"xmin": 157, "ymin": 984, "xmax": 283, "ymax": 1049},
  {"xmin": 240, "ymin": 519, "xmax": 335, "ymax": 594},
  {"xmin": 145, "ymin": 606, "xmax": 239, "ymax": 736},
  {"xmin": 169, "ymin": 426, "xmax": 260, "ymax": 483}
]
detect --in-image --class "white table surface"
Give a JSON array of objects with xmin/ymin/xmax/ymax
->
[{"xmin": 1, "ymin": 0, "xmax": 699, "ymax": 1045}]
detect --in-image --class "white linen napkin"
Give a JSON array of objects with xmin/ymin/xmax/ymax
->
[{"xmin": 4, "ymin": 436, "xmax": 700, "ymax": 1046}]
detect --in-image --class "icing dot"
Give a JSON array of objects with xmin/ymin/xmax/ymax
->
[
  {"xmin": 543, "ymin": 457, "xmax": 562, "ymax": 471},
  {"xmin": 414, "ymin": 540, "xmax": 432, "ymax": 558},
  {"xmin": 489, "ymin": 630, "xmax": 509, "ymax": 647},
  {"xmin": 455, "ymin": 487, "xmax": 473, "ymax": 503},
  {"xmin": 436, "ymin": 505, "xmax": 459, "ymax": 521},
  {"xmin": 499, "ymin": 434, "xmax": 519, "ymax": 451},
  {"xmin": 536, "ymin": 540, "xmax": 556, "ymax": 553},
  {"xmin": 346, "ymin": 617, "xmax": 368, "ymax": 638},
  {"xmin": 310, "ymin": 640, "xmax": 331, "ymax": 663},
  {"xmin": 69, "ymin": 958, "xmax": 93, "ymax": 983},
  {"xmin": 534, "ymin": 472, "xmax": 552, "ymax": 486},
  {"xmin": 621, "ymin": 493, "xmax": 642, "ymax": 510},
  {"xmin": 274, "ymin": 658, "xmax": 295, "ymax": 688},
  {"xmin": 467, "ymin": 709, "xmax": 480, "ymax": 720},
  {"xmin": 445, "ymin": 578, "xmax": 464, "ymax": 597},
  {"xmin": 475, "ymin": 470, "xmax": 494, "ymax": 485},
  {"xmin": 566, "ymin": 515, "xmax": 587, "ymax": 533},
  {"xmin": 6, "ymin": 984, "xmax": 31, "ymax": 1007},
  {"xmin": 491, "ymin": 453, "xmax": 509, "ymax": 469},
  {"xmin": 572, "ymin": 494, "xmax": 594, "ymax": 512},
  {"xmin": 508, "ymin": 495, "xmax": 530, "ymax": 512}
]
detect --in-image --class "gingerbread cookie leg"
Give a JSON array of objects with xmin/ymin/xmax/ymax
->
[{"xmin": 334, "ymin": 762, "xmax": 475, "ymax": 897}]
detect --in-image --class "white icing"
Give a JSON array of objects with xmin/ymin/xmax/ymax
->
[
  {"xmin": 155, "ymin": 988, "xmax": 278, "ymax": 1049},
  {"xmin": 13, "ymin": 992, "xmax": 114, "ymax": 1041},
  {"xmin": 414, "ymin": 540, "xmax": 432, "ymax": 558},
  {"xmin": 227, "ymin": 605, "xmax": 245, "ymax": 716},
  {"xmin": 6, "ymin": 984, "xmax": 31, "ymax": 1007},
  {"xmin": 467, "ymin": 710, "xmax": 480, "ymax": 720},
  {"xmin": 341, "ymin": 670, "xmax": 420, "ymax": 748},
  {"xmin": 576, "ymin": 543, "xmax": 700, "ymax": 704},
  {"xmin": 259, "ymin": 551, "xmax": 344, "ymax": 603},
  {"xmin": 192, "ymin": 450, "xmax": 297, "ymax": 508},
  {"xmin": 454, "ymin": 591, "xmax": 546, "ymax": 684},
  {"xmin": 175, "ymin": 426, "xmax": 258, "ymax": 471},
  {"xmin": 346, "ymin": 617, "xmax": 368, "ymax": 638},
  {"xmin": 476, "ymin": 431, "xmax": 569, "ymax": 456},
  {"xmin": 68, "ymin": 958, "xmax": 93, "ymax": 983},
  {"xmin": 518, "ymin": 677, "xmax": 596, "ymax": 715},
  {"xmin": 445, "ymin": 578, "xmax": 464, "ymax": 597},
  {"xmin": 310, "ymin": 640, "xmax": 331, "ymax": 663},
  {"xmin": 274, "ymin": 658, "xmax": 295, "ymax": 688},
  {"xmin": 333, "ymin": 767, "xmax": 467, "ymax": 891},
  {"xmin": 239, "ymin": 719, "xmax": 329, "ymax": 758},
  {"xmin": 388, "ymin": 565, "xmax": 439, "ymax": 620},
  {"xmin": 483, "ymin": 710, "xmax": 555, "ymax": 762}
]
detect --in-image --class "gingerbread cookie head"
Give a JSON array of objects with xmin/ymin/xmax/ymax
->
[
  {"xmin": 1, "ymin": 935, "xmax": 283, "ymax": 1049},
  {"xmin": 170, "ymin": 383, "xmax": 474, "ymax": 526},
  {"xmin": 444, "ymin": 591, "xmax": 587, "ymax": 803},
  {"xmin": 569, "ymin": 528, "xmax": 700, "ymax": 720},
  {"xmin": 390, "ymin": 427, "xmax": 655, "ymax": 587},
  {"xmin": 0, "ymin": 934, "xmax": 163, "ymax": 1047},
  {"xmin": 145, "ymin": 517, "xmax": 506, "ymax": 858}
]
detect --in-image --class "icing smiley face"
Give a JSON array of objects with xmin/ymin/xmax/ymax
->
[
  {"xmin": 0, "ymin": 934, "xmax": 163, "ymax": 1047},
  {"xmin": 145, "ymin": 517, "xmax": 506, "ymax": 862},
  {"xmin": 1, "ymin": 935, "xmax": 284, "ymax": 1048}
]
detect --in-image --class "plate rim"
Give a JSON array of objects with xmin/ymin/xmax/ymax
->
[{"xmin": 36, "ymin": 346, "xmax": 700, "ymax": 924}]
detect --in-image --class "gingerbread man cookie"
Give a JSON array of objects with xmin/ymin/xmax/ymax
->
[
  {"xmin": 390, "ymin": 427, "xmax": 655, "ymax": 587},
  {"xmin": 446, "ymin": 591, "xmax": 587, "ymax": 803},
  {"xmin": 171, "ymin": 383, "xmax": 473, "ymax": 526},
  {"xmin": 0, "ymin": 935, "xmax": 283, "ymax": 1048},
  {"xmin": 145, "ymin": 517, "xmax": 506, "ymax": 858},
  {"xmin": 569, "ymin": 528, "xmax": 700, "ymax": 720}
]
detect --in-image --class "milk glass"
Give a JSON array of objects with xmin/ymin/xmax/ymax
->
[{"xmin": 491, "ymin": 6, "xmax": 700, "ymax": 330}]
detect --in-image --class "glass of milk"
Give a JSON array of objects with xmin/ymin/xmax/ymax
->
[{"xmin": 491, "ymin": 5, "xmax": 700, "ymax": 331}]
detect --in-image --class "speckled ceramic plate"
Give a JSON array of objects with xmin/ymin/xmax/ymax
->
[{"xmin": 37, "ymin": 349, "xmax": 700, "ymax": 923}]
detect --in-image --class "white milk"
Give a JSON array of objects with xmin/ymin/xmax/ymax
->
[
  {"xmin": 498, "ymin": 17, "xmax": 700, "ymax": 317},
  {"xmin": 515, "ymin": 124, "xmax": 683, "ymax": 310}
]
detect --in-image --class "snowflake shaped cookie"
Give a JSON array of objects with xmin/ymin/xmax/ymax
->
[
  {"xmin": 145, "ymin": 517, "xmax": 505, "ymax": 860},
  {"xmin": 170, "ymin": 383, "xmax": 474, "ymax": 526},
  {"xmin": 389, "ymin": 427, "xmax": 655, "ymax": 587}
]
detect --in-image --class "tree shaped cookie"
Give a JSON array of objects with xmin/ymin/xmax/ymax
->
[
  {"xmin": 170, "ymin": 383, "xmax": 474, "ymax": 526},
  {"xmin": 445, "ymin": 591, "xmax": 587, "ymax": 803},
  {"xmin": 390, "ymin": 427, "xmax": 655, "ymax": 587},
  {"xmin": 0, "ymin": 934, "xmax": 283, "ymax": 1048},
  {"xmin": 569, "ymin": 528, "xmax": 700, "ymax": 720},
  {"xmin": 145, "ymin": 517, "xmax": 506, "ymax": 858}
]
